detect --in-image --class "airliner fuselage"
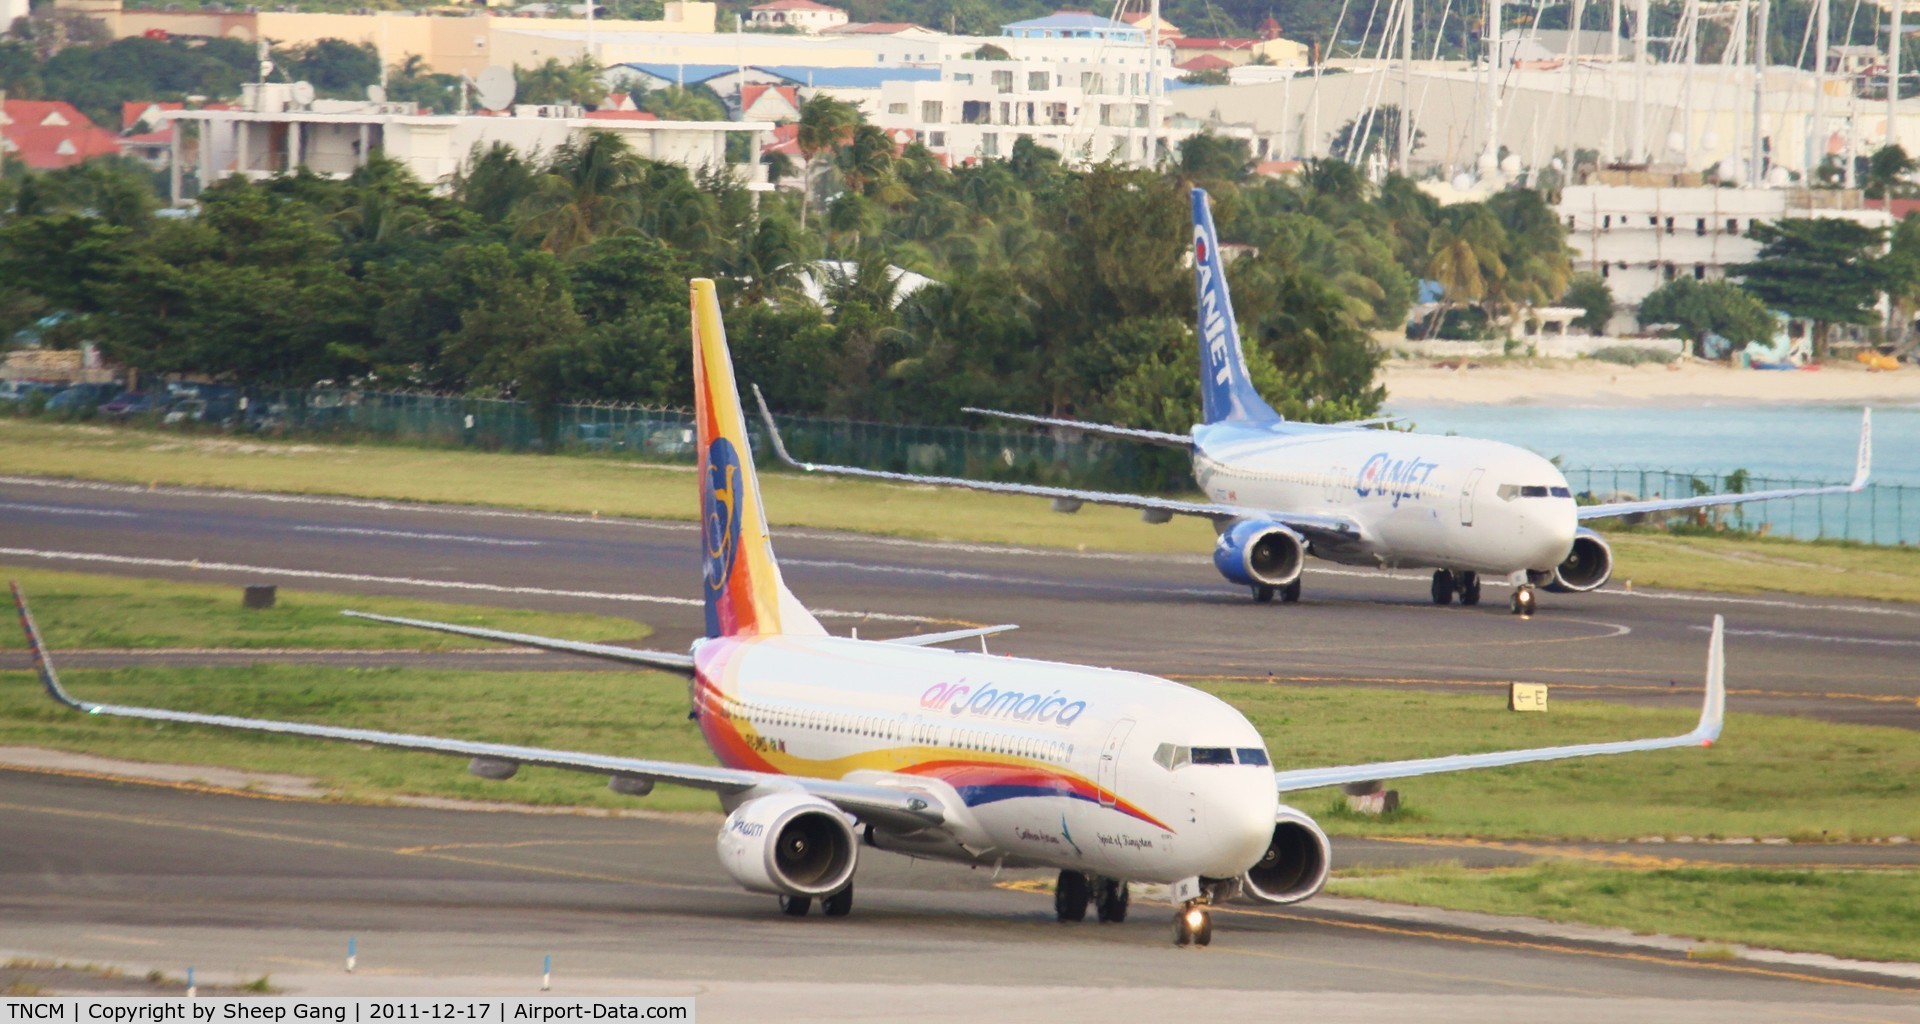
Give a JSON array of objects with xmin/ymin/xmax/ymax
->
[
  {"xmin": 1192, "ymin": 422, "xmax": 1579, "ymax": 576},
  {"xmin": 693, "ymin": 635, "xmax": 1279, "ymax": 883}
]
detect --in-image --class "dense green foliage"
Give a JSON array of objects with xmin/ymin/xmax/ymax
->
[
  {"xmin": 1732, "ymin": 219, "xmax": 1888, "ymax": 355},
  {"xmin": 1636, "ymin": 278, "xmax": 1773, "ymax": 353},
  {"xmin": 4, "ymin": 85, "xmax": 1563, "ymax": 428}
]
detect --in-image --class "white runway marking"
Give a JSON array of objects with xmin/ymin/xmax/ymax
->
[
  {"xmin": 291, "ymin": 525, "xmax": 542, "ymax": 547},
  {"xmin": 781, "ymin": 558, "xmax": 1223, "ymax": 597},
  {"xmin": 0, "ymin": 547, "xmax": 941, "ymax": 625},
  {"xmin": 1690, "ymin": 625, "xmax": 1920, "ymax": 648},
  {"xmin": 0, "ymin": 501, "xmax": 136, "ymax": 519},
  {"xmin": 1618, "ymin": 588, "xmax": 1920, "ymax": 619}
]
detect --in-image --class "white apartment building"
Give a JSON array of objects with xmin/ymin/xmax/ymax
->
[
  {"xmin": 746, "ymin": 0, "xmax": 848, "ymax": 35},
  {"xmin": 1557, "ymin": 184, "xmax": 1892, "ymax": 323},
  {"xmin": 876, "ymin": 55, "xmax": 1243, "ymax": 167},
  {"xmin": 167, "ymin": 83, "xmax": 771, "ymax": 205}
]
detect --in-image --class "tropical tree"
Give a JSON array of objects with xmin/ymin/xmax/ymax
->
[
  {"xmin": 514, "ymin": 56, "xmax": 606, "ymax": 107},
  {"xmin": 1637, "ymin": 277, "xmax": 1773, "ymax": 356},
  {"xmin": 642, "ymin": 84, "xmax": 726, "ymax": 121},
  {"xmin": 793, "ymin": 94, "xmax": 859, "ymax": 229},
  {"xmin": 1562, "ymin": 272, "xmax": 1613, "ymax": 335},
  {"xmin": 1733, "ymin": 218, "xmax": 1888, "ymax": 357},
  {"xmin": 1424, "ymin": 205, "xmax": 1506, "ymax": 330},
  {"xmin": 515, "ymin": 131, "xmax": 646, "ymax": 253}
]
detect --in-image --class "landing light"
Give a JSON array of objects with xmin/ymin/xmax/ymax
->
[{"xmin": 1184, "ymin": 908, "xmax": 1206, "ymax": 929}]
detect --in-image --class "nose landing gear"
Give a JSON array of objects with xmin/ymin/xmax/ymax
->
[
  {"xmin": 1510, "ymin": 584, "xmax": 1536, "ymax": 617},
  {"xmin": 1172, "ymin": 901, "xmax": 1214, "ymax": 947}
]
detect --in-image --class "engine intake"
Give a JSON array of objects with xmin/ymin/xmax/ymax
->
[
  {"xmin": 1240, "ymin": 805, "xmax": 1331, "ymax": 905},
  {"xmin": 1544, "ymin": 527, "xmax": 1613, "ymax": 593},
  {"xmin": 716, "ymin": 793, "xmax": 857, "ymax": 897},
  {"xmin": 1213, "ymin": 519, "xmax": 1306, "ymax": 589}
]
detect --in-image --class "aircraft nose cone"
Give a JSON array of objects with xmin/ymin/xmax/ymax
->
[{"xmin": 1204, "ymin": 773, "xmax": 1280, "ymax": 877}]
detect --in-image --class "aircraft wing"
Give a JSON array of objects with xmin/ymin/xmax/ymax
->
[
  {"xmin": 1271, "ymin": 618, "xmax": 1725, "ymax": 793},
  {"xmin": 754, "ymin": 388, "xmax": 1362, "ymax": 540},
  {"xmin": 10, "ymin": 583, "xmax": 942, "ymax": 831},
  {"xmin": 340, "ymin": 610, "xmax": 695, "ymax": 673},
  {"xmin": 1577, "ymin": 409, "xmax": 1871, "ymax": 521}
]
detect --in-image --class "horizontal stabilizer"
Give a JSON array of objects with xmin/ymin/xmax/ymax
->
[{"xmin": 881, "ymin": 623, "xmax": 1019, "ymax": 648}]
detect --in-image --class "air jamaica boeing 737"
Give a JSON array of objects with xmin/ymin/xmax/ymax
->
[
  {"xmin": 13, "ymin": 279, "xmax": 1729, "ymax": 946},
  {"xmin": 757, "ymin": 188, "xmax": 1871, "ymax": 616}
]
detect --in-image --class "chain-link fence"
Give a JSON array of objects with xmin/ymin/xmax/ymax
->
[{"xmin": 67, "ymin": 387, "xmax": 1915, "ymax": 547}]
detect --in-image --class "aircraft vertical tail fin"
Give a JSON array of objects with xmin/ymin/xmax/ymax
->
[
  {"xmin": 1191, "ymin": 188, "xmax": 1282, "ymax": 426},
  {"xmin": 691, "ymin": 279, "xmax": 824, "ymax": 639}
]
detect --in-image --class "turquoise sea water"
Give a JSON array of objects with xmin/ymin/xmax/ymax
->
[{"xmin": 1383, "ymin": 402, "xmax": 1918, "ymax": 543}]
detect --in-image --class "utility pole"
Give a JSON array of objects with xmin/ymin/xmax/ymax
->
[
  {"xmin": 1565, "ymin": 0, "xmax": 1587, "ymax": 177},
  {"xmin": 1752, "ymin": 0, "xmax": 1769, "ymax": 183},
  {"xmin": 1486, "ymin": 0, "xmax": 1503, "ymax": 174},
  {"xmin": 1632, "ymin": 0, "xmax": 1650, "ymax": 161},
  {"xmin": 1890, "ymin": 0, "xmax": 1903, "ymax": 149},
  {"xmin": 1812, "ymin": 0, "xmax": 1828, "ymax": 177},
  {"xmin": 1148, "ymin": 0, "xmax": 1162, "ymax": 168},
  {"xmin": 1399, "ymin": 0, "xmax": 1413, "ymax": 171}
]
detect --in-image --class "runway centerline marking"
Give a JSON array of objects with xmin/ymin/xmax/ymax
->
[
  {"xmin": 0, "ymin": 501, "xmax": 137, "ymax": 518},
  {"xmin": 0, "ymin": 546, "xmax": 952, "ymax": 626},
  {"xmin": 290, "ymin": 526, "xmax": 543, "ymax": 547}
]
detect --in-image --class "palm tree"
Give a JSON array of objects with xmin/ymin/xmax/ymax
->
[
  {"xmin": 793, "ymin": 95, "xmax": 858, "ymax": 229},
  {"xmin": 516, "ymin": 131, "xmax": 645, "ymax": 253},
  {"xmin": 833, "ymin": 124, "xmax": 896, "ymax": 196},
  {"xmin": 1425, "ymin": 209, "xmax": 1505, "ymax": 335}
]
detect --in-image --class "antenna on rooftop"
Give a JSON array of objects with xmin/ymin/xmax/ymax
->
[
  {"xmin": 367, "ymin": 83, "xmax": 388, "ymax": 104},
  {"xmin": 291, "ymin": 80, "xmax": 315, "ymax": 108}
]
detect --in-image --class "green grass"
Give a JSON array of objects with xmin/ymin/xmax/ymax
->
[
  {"xmin": 11, "ymin": 419, "xmax": 1915, "ymax": 603},
  {"xmin": 0, "ymin": 418, "xmax": 1215, "ymax": 554},
  {"xmin": 0, "ymin": 564, "xmax": 655, "ymax": 651},
  {"xmin": 1328, "ymin": 861, "xmax": 1920, "ymax": 964},
  {"xmin": 7, "ymin": 660, "xmax": 1917, "ymax": 836}
]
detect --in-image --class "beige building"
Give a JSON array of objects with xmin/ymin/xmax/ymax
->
[
  {"xmin": 167, "ymin": 82, "xmax": 771, "ymax": 205},
  {"xmin": 57, "ymin": 0, "xmax": 716, "ymax": 78}
]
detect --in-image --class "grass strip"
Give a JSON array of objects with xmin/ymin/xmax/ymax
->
[
  {"xmin": 1328, "ymin": 860, "xmax": 1920, "ymax": 965},
  {"xmin": 0, "ymin": 564, "xmax": 654, "ymax": 651},
  {"xmin": 7, "ymin": 418, "xmax": 1917, "ymax": 603},
  {"xmin": 5, "ymin": 665, "xmax": 1916, "ymax": 840}
]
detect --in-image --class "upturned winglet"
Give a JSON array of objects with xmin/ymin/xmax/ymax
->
[{"xmin": 10, "ymin": 582, "xmax": 90, "ymax": 713}]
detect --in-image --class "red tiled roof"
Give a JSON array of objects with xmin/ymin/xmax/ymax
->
[
  {"xmin": 1176, "ymin": 53, "xmax": 1234, "ymax": 71},
  {"xmin": 118, "ymin": 130, "xmax": 173, "ymax": 147},
  {"xmin": 1172, "ymin": 37, "xmax": 1258, "ymax": 49},
  {"xmin": 740, "ymin": 84, "xmax": 800, "ymax": 114},
  {"xmin": 823, "ymin": 21, "xmax": 920, "ymax": 34},
  {"xmin": 1, "ymin": 100, "xmax": 122, "ymax": 170}
]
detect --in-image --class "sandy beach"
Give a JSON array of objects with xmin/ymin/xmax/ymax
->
[{"xmin": 1381, "ymin": 358, "xmax": 1920, "ymax": 406}]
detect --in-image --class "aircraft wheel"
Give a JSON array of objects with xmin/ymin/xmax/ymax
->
[
  {"xmin": 1054, "ymin": 870, "xmax": 1090, "ymax": 922},
  {"xmin": 778, "ymin": 895, "xmax": 811, "ymax": 917},
  {"xmin": 1173, "ymin": 904, "xmax": 1209, "ymax": 946},
  {"xmin": 1460, "ymin": 572, "xmax": 1481, "ymax": 606},
  {"xmin": 1251, "ymin": 584, "xmax": 1275, "ymax": 603},
  {"xmin": 822, "ymin": 884, "xmax": 853, "ymax": 918},
  {"xmin": 1431, "ymin": 570, "xmax": 1456, "ymax": 605},
  {"xmin": 1094, "ymin": 878, "xmax": 1129, "ymax": 923},
  {"xmin": 1510, "ymin": 586, "xmax": 1536, "ymax": 617},
  {"xmin": 1280, "ymin": 578, "xmax": 1302, "ymax": 603},
  {"xmin": 1195, "ymin": 911, "xmax": 1214, "ymax": 947}
]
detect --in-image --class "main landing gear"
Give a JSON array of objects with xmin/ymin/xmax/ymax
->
[
  {"xmin": 1250, "ymin": 580, "xmax": 1302, "ymax": 604},
  {"xmin": 1172, "ymin": 901, "xmax": 1214, "ymax": 947},
  {"xmin": 779, "ymin": 883, "xmax": 853, "ymax": 918},
  {"xmin": 1430, "ymin": 570, "xmax": 1481, "ymax": 607},
  {"xmin": 1054, "ymin": 870, "xmax": 1129, "ymax": 923}
]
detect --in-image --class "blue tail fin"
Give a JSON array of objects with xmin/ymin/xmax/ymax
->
[{"xmin": 1191, "ymin": 188, "xmax": 1281, "ymax": 425}]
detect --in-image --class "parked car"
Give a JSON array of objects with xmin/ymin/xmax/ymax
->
[
  {"xmin": 0, "ymin": 381, "xmax": 57, "ymax": 404},
  {"xmin": 99, "ymin": 391, "xmax": 165, "ymax": 419},
  {"xmin": 44, "ymin": 382, "xmax": 123, "ymax": 412}
]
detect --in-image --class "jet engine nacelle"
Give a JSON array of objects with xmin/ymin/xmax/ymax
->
[
  {"xmin": 716, "ymin": 792, "xmax": 858, "ymax": 898},
  {"xmin": 1240, "ymin": 804, "xmax": 1332, "ymax": 905},
  {"xmin": 1213, "ymin": 519, "xmax": 1306, "ymax": 589},
  {"xmin": 1532, "ymin": 527, "xmax": 1613, "ymax": 593}
]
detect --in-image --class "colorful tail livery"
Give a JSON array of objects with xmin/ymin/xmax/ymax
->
[
  {"xmin": 1190, "ymin": 188, "xmax": 1281, "ymax": 426},
  {"xmin": 691, "ymin": 278, "xmax": 823, "ymax": 639}
]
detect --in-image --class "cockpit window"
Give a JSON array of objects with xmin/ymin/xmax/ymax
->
[
  {"xmin": 1190, "ymin": 747, "xmax": 1235, "ymax": 765},
  {"xmin": 1156, "ymin": 743, "xmax": 1268, "ymax": 769},
  {"xmin": 1235, "ymin": 747, "xmax": 1270, "ymax": 766},
  {"xmin": 1497, "ymin": 484, "xmax": 1566, "ymax": 501},
  {"xmin": 1152, "ymin": 742, "xmax": 1190, "ymax": 770}
]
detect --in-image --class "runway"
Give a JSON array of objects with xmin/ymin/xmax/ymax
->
[
  {"xmin": 2, "ymin": 769, "xmax": 1915, "ymax": 1022},
  {"xmin": 2, "ymin": 475, "xmax": 1916, "ymax": 728},
  {"xmin": 3, "ymin": 473, "xmax": 1920, "ymax": 1018}
]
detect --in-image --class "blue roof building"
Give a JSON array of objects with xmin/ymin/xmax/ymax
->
[
  {"xmin": 752, "ymin": 65, "xmax": 941, "ymax": 88},
  {"xmin": 1000, "ymin": 12, "xmax": 1145, "ymax": 41}
]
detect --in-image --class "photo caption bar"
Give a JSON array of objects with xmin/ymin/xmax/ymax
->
[{"xmin": 0, "ymin": 1000, "xmax": 692, "ymax": 1024}]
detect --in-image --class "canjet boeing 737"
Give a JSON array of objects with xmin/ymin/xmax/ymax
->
[
  {"xmin": 758, "ymin": 188, "xmax": 1871, "ymax": 616},
  {"xmin": 14, "ymin": 279, "xmax": 1729, "ymax": 946}
]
